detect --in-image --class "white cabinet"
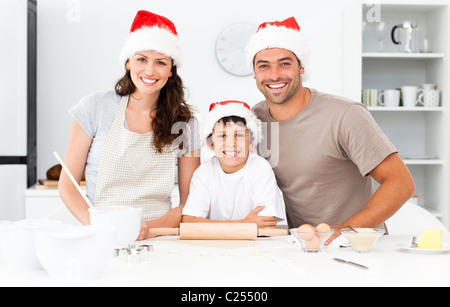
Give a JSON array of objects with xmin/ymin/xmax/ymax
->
[
  {"xmin": 344, "ymin": 2, "xmax": 449, "ymax": 227},
  {"xmin": 26, "ymin": 185, "xmax": 182, "ymax": 222}
]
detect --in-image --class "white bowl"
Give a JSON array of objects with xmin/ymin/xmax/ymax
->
[
  {"xmin": 33, "ymin": 224, "xmax": 116, "ymax": 280},
  {"xmin": 89, "ymin": 205, "xmax": 142, "ymax": 248},
  {"xmin": 0, "ymin": 219, "xmax": 61, "ymax": 271}
]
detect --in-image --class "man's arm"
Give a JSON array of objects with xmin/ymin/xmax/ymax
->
[{"xmin": 325, "ymin": 153, "xmax": 415, "ymax": 245}]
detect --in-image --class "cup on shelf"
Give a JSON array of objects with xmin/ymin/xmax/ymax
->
[
  {"xmin": 417, "ymin": 89, "xmax": 440, "ymax": 107},
  {"xmin": 362, "ymin": 89, "xmax": 378, "ymax": 107},
  {"xmin": 420, "ymin": 83, "xmax": 436, "ymax": 90},
  {"xmin": 378, "ymin": 89, "xmax": 400, "ymax": 107},
  {"xmin": 419, "ymin": 38, "xmax": 431, "ymax": 53},
  {"xmin": 401, "ymin": 86, "xmax": 421, "ymax": 107}
]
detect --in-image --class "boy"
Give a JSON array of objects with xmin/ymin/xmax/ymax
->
[{"xmin": 182, "ymin": 100, "xmax": 284, "ymax": 228}]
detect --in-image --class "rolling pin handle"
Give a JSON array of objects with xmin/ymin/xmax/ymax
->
[
  {"xmin": 148, "ymin": 228, "xmax": 179, "ymax": 237},
  {"xmin": 257, "ymin": 228, "xmax": 288, "ymax": 237}
]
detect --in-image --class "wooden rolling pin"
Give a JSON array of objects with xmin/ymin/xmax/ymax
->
[{"xmin": 148, "ymin": 223, "xmax": 288, "ymax": 240}]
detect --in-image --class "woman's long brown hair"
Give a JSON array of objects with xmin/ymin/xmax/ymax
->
[{"xmin": 114, "ymin": 63, "xmax": 192, "ymax": 153}]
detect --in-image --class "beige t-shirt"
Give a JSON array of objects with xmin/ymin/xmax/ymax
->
[{"xmin": 253, "ymin": 88, "xmax": 397, "ymax": 229}]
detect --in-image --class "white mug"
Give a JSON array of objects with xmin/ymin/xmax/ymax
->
[
  {"xmin": 378, "ymin": 89, "xmax": 400, "ymax": 107},
  {"xmin": 401, "ymin": 86, "xmax": 420, "ymax": 107},
  {"xmin": 418, "ymin": 89, "xmax": 440, "ymax": 107},
  {"xmin": 362, "ymin": 89, "xmax": 378, "ymax": 107}
]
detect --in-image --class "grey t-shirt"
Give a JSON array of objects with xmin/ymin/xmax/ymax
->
[
  {"xmin": 68, "ymin": 90, "xmax": 201, "ymax": 204},
  {"xmin": 253, "ymin": 88, "xmax": 397, "ymax": 229}
]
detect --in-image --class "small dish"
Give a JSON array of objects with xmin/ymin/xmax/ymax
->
[{"xmin": 397, "ymin": 243, "xmax": 450, "ymax": 254}]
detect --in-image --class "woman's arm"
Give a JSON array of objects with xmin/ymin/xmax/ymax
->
[
  {"xmin": 177, "ymin": 149, "xmax": 201, "ymax": 207},
  {"xmin": 58, "ymin": 120, "xmax": 93, "ymax": 225}
]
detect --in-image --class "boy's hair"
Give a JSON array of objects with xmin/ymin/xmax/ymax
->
[
  {"xmin": 202, "ymin": 101, "xmax": 262, "ymax": 146},
  {"xmin": 207, "ymin": 116, "xmax": 253, "ymax": 146}
]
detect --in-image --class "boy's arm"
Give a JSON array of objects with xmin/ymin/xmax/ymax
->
[{"xmin": 182, "ymin": 206, "xmax": 276, "ymax": 228}]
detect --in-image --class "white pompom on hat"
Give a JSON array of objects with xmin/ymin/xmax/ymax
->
[
  {"xmin": 202, "ymin": 100, "xmax": 263, "ymax": 146},
  {"xmin": 245, "ymin": 17, "xmax": 311, "ymax": 81},
  {"xmin": 119, "ymin": 10, "xmax": 182, "ymax": 67}
]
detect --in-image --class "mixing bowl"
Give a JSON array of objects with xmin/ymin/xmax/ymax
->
[
  {"xmin": 33, "ymin": 224, "xmax": 116, "ymax": 280},
  {"xmin": 290, "ymin": 228, "xmax": 334, "ymax": 253},
  {"xmin": 89, "ymin": 205, "xmax": 142, "ymax": 248},
  {"xmin": 340, "ymin": 228, "xmax": 385, "ymax": 253},
  {"xmin": 0, "ymin": 219, "xmax": 60, "ymax": 271}
]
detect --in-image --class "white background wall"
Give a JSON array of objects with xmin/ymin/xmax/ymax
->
[{"xmin": 37, "ymin": 0, "xmax": 361, "ymax": 179}]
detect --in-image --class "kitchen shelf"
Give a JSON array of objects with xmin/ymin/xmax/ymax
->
[
  {"xmin": 402, "ymin": 159, "xmax": 443, "ymax": 165},
  {"xmin": 362, "ymin": 52, "xmax": 445, "ymax": 59},
  {"xmin": 367, "ymin": 106, "xmax": 443, "ymax": 111},
  {"xmin": 344, "ymin": 2, "xmax": 450, "ymax": 227}
]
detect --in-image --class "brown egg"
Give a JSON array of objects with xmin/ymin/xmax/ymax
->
[
  {"xmin": 297, "ymin": 224, "xmax": 315, "ymax": 240},
  {"xmin": 305, "ymin": 235, "xmax": 321, "ymax": 250},
  {"xmin": 315, "ymin": 223, "xmax": 331, "ymax": 238}
]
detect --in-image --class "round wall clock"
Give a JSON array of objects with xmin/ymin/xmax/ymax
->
[{"xmin": 215, "ymin": 23, "xmax": 257, "ymax": 77}]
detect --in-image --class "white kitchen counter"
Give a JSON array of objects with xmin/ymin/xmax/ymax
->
[{"xmin": 1, "ymin": 234, "xmax": 450, "ymax": 287}]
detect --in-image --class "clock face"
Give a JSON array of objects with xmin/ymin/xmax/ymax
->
[{"xmin": 215, "ymin": 23, "xmax": 257, "ymax": 77}]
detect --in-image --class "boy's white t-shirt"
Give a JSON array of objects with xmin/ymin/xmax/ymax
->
[{"xmin": 182, "ymin": 152, "xmax": 285, "ymax": 221}]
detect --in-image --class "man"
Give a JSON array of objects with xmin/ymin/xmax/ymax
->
[{"xmin": 245, "ymin": 17, "xmax": 415, "ymax": 244}]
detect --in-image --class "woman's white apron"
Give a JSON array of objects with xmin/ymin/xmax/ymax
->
[{"xmin": 94, "ymin": 95, "xmax": 176, "ymax": 220}]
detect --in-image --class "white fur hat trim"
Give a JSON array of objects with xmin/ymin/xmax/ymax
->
[
  {"xmin": 245, "ymin": 24, "xmax": 311, "ymax": 81},
  {"xmin": 119, "ymin": 26, "xmax": 183, "ymax": 67},
  {"xmin": 202, "ymin": 102, "xmax": 263, "ymax": 146}
]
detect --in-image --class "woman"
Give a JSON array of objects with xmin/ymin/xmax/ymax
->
[{"xmin": 58, "ymin": 10, "xmax": 200, "ymax": 240}]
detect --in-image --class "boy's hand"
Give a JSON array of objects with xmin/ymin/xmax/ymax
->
[{"xmin": 242, "ymin": 205, "xmax": 277, "ymax": 229}]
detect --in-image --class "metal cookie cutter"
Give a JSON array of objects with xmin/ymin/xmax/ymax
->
[{"xmin": 114, "ymin": 244, "xmax": 154, "ymax": 263}]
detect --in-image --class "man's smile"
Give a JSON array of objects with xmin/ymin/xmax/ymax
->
[{"xmin": 267, "ymin": 83, "xmax": 287, "ymax": 89}]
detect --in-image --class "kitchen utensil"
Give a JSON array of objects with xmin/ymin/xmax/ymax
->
[
  {"xmin": 417, "ymin": 89, "xmax": 440, "ymax": 107},
  {"xmin": 419, "ymin": 38, "xmax": 431, "ymax": 53},
  {"xmin": 289, "ymin": 228, "xmax": 334, "ymax": 253},
  {"xmin": 401, "ymin": 86, "xmax": 421, "ymax": 107},
  {"xmin": 53, "ymin": 151, "xmax": 93, "ymax": 209},
  {"xmin": 397, "ymin": 243, "xmax": 450, "ymax": 254},
  {"xmin": 411, "ymin": 236, "xmax": 418, "ymax": 248},
  {"xmin": 0, "ymin": 219, "xmax": 60, "ymax": 271},
  {"xmin": 33, "ymin": 224, "xmax": 116, "ymax": 280},
  {"xmin": 148, "ymin": 223, "xmax": 288, "ymax": 240},
  {"xmin": 420, "ymin": 83, "xmax": 436, "ymax": 90},
  {"xmin": 333, "ymin": 258, "xmax": 369, "ymax": 270},
  {"xmin": 391, "ymin": 21, "xmax": 418, "ymax": 53},
  {"xmin": 346, "ymin": 225, "xmax": 358, "ymax": 233},
  {"xmin": 89, "ymin": 205, "xmax": 142, "ymax": 248},
  {"xmin": 378, "ymin": 89, "xmax": 400, "ymax": 107},
  {"xmin": 362, "ymin": 89, "xmax": 378, "ymax": 107},
  {"xmin": 374, "ymin": 21, "xmax": 389, "ymax": 52},
  {"xmin": 340, "ymin": 228, "xmax": 385, "ymax": 253}
]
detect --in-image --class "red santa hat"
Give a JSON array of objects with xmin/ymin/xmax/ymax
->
[
  {"xmin": 203, "ymin": 100, "xmax": 263, "ymax": 146},
  {"xmin": 119, "ymin": 10, "xmax": 182, "ymax": 67},
  {"xmin": 245, "ymin": 17, "xmax": 311, "ymax": 81}
]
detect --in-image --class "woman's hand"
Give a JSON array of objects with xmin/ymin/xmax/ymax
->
[{"xmin": 137, "ymin": 219, "xmax": 151, "ymax": 240}]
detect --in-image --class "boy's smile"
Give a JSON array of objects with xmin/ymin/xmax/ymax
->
[{"xmin": 210, "ymin": 121, "xmax": 251, "ymax": 174}]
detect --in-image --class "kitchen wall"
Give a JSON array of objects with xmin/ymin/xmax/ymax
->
[{"xmin": 37, "ymin": 0, "xmax": 359, "ymax": 179}]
